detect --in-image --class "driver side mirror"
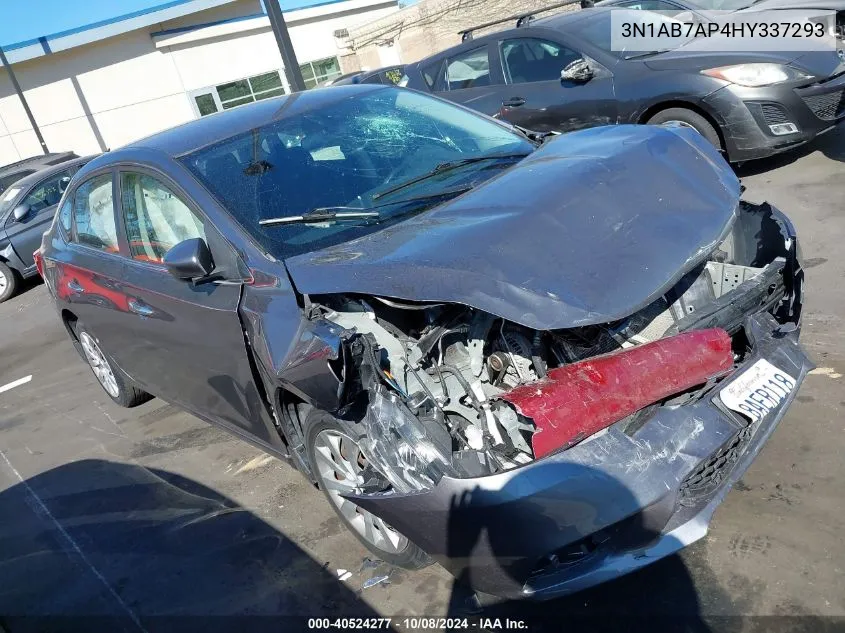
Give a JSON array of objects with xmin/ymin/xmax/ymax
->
[
  {"xmin": 12, "ymin": 203, "xmax": 30, "ymax": 222},
  {"xmin": 163, "ymin": 238, "xmax": 215, "ymax": 281},
  {"xmin": 561, "ymin": 58, "xmax": 594, "ymax": 83}
]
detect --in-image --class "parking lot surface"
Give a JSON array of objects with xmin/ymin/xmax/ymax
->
[{"xmin": 1, "ymin": 129, "xmax": 844, "ymax": 631}]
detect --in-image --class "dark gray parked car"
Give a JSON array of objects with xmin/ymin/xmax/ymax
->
[
  {"xmin": 0, "ymin": 151, "xmax": 78, "ymax": 195},
  {"xmin": 39, "ymin": 85, "xmax": 810, "ymax": 599},
  {"xmin": 400, "ymin": 7, "xmax": 844, "ymax": 161},
  {"xmin": 0, "ymin": 156, "xmax": 91, "ymax": 302}
]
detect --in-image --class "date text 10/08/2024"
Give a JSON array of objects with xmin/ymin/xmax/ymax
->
[{"xmin": 307, "ymin": 618, "xmax": 529, "ymax": 629}]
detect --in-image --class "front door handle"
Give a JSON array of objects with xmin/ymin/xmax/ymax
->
[
  {"xmin": 127, "ymin": 299, "xmax": 154, "ymax": 317},
  {"xmin": 502, "ymin": 97, "xmax": 526, "ymax": 108},
  {"xmin": 67, "ymin": 280, "xmax": 84, "ymax": 293}
]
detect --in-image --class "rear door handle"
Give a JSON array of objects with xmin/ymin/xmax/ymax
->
[
  {"xmin": 67, "ymin": 280, "xmax": 84, "ymax": 293},
  {"xmin": 502, "ymin": 97, "xmax": 526, "ymax": 108},
  {"xmin": 128, "ymin": 299, "xmax": 155, "ymax": 317}
]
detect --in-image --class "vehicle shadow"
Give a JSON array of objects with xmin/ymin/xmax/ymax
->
[
  {"xmin": 438, "ymin": 463, "xmax": 723, "ymax": 632},
  {"xmin": 0, "ymin": 458, "xmax": 382, "ymax": 633},
  {"xmin": 6, "ymin": 274, "xmax": 43, "ymax": 301},
  {"xmin": 735, "ymin": 126, "xmax": 845, "ymax": 177}
]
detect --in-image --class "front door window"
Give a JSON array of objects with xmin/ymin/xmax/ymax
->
[{"xmin": 120, "ymin": 172, "xmax": 205, "ymax": 264}]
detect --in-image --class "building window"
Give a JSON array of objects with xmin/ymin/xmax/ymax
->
[
  {"xmin": 299, "ymin": 57, "xmax": 342, "ymax": 89},
  {"xmin": 190, "ymin": 70, "xmax": 287, "ymax": 117}
]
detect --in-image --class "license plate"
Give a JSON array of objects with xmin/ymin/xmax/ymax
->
[{"xmin": 719, "ymin": 359, "xmax": 796, "ymax": 423}]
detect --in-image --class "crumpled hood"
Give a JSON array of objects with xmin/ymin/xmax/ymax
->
[{"xmin": 285, "ymin": 124, "xmax": 740, "ymax": 331}]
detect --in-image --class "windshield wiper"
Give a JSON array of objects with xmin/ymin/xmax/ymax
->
[
  {"xmin": 259, "ymin": 209, "xmax": 379, "ymax": 226},
  {"xmin": 624, "ymin": 49, "xmax": 670, "ymax": 60},
  {"xmin": 513, "ymin": 125, "xmax": 558, "ymax": 144},
  {"xmin": 371, "ymin": 152, "xmax": 529, "ymax": 201},
  {"xmin": 258, "ymin": 186, "xmax": 474, "ymax": 227}
]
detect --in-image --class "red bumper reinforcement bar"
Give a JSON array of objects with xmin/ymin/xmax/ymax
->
[{"xmin": 500, "ymin": 328, "xmax": 734, "ymax": 458}]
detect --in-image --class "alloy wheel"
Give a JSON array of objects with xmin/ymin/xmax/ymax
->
[
  {"xmin": 663, "ymin": 120, "xmax": 699, "ymax": 133},
  {"xmin": 0, "ymin": 269, "xmax": 7, "ymax": 294},
  {"xmin": 79, "ymin": 331, "xmax": 120, "ymax": 398},
  {"xmin": 313, "ymin": 428, "xmax": 408, "ymax": 555}
]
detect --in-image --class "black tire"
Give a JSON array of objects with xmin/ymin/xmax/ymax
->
[
  {"xmin": 0, "ymin": 262, "xmax": 19, "ymax": 303},
  {"xmin": 646, "ymin": 107, "xmax": 722, "ymax": 152},
  {"xmin": 70, "ymin": 320, "xmax": 153, "ymax": 408},
  {"xmin": 304, "ymin": 408, "xmax": 432, "ymax": 570}
]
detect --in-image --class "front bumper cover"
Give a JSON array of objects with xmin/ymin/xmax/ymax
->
[
  {"xmin": 352, "ymin": 312, "xmax": 811, "ymax": 599},
  {"xmin": 704, "ymin": 73, "xmax": 845, "ymax": 162}
]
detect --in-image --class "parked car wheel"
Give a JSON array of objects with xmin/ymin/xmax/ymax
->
[
  {"xmin": 72, "ymin": 321, "xmax": 152, "ymax": 408},
  {"xmin": 305, "ymin": 408, "xmax": 432, "ymax": 570},
  {"xmin": 0, "ymin": 262, "xmax": 19, "ymax": 303},
  {"xmin": 646, "ymin": 108, "xmax": 722, "ymax": 152}
]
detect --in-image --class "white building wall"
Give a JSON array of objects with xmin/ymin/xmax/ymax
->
[
  {"xmin": 0, "ymin": 0, "xmax": 398, "ymax": 166},
  {"xmin": 166, "ymin": 29, "xmax": 286, "ymax": 93}
]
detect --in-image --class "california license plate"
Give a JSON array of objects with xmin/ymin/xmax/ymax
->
[{"xmin": 719, "ymin": 359, "xmax": 796, "ymax": 423}]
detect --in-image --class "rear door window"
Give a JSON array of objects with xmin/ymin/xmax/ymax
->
[
  {"xmin": 72, "ymin": 173, "xmax": 119, "ymax": 252},
  {"xmin": 500, "ymin": 38, "xmax": 582, "ymax": 84},
  {"xmin": 446, "ymin": 47, "xmax": 492, "ymax": 90}
]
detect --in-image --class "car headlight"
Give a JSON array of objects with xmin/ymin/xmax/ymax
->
[{"xmin": 702, "ymin": 63, "xmax": 812, "ymax": 87}]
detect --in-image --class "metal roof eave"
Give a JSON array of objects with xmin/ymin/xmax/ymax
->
[{"xmin": 1, "ymin": 0, "xmax": 239, "ymax": 65}]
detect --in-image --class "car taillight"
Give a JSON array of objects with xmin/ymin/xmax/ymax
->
[{"xmin": 33, "ymin": 249, "xmax": 44, "ymax": 278}]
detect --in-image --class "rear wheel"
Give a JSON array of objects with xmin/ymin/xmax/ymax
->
[
  {"xmin": 305, "ymin": 409, "xmax": 431, "ymax": 569},
  {"xmin": 646, "ymin": 107, "xmax": 722, "ymax": 152},
  {"xmin": 0, "ymin": 262, "xmax": 19, "ymax": 303},
  {"xmin": 72, "ymin": 321, "xmax": 152, "ymax": 408}
]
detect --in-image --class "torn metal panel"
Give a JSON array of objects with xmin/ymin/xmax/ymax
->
[
  {"xmin": 501, "ymin": 328, "xmax": 734, "ymax": 458},
  {"xmin": 347, "ymin": 313, "xmax": 810, "ymax": 599},
  {"xmin": 285, "ymin": 124, "xmax": 741, "ymax": 330}
]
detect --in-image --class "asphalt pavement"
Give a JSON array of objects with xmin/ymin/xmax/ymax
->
[{"xmin": 1, "ymin": 128, "xmax": 844, "ymax": 632}]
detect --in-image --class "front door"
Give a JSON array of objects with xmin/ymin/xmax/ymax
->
[
  {"xmin": 5, "ymin": 167, "xmax": 76, "ymax": 272},
  {"xmin": 113, "ymin": 169, "xmax": 278, "ymax": 446},
  {"xmin": 496, "ymin": 37, "xmax": 617, "ymax": 133}
]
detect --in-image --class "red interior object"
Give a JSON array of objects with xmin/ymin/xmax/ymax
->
[
  {"xmin": 500, "ymin": 328, "xmax": 734, "ymax": 459},
  {"xmin": 33, "ymin": 249, "xmax": 44, "ymax": 278}
]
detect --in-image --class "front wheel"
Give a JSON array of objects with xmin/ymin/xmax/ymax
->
[
  {"xmin": 646, "ymin": 107, "xmax": 722, "ymax": 152},
  {"xmin": 0, "ymin": 262, "xmax": 19, "ymax": 303},
  {"xmin": 72, "ymin": 321, "xmax": 152, "ymax": 408},
  {"xmin": 305, "ymin": 409, "xmax": 431, "ymax": 569}
]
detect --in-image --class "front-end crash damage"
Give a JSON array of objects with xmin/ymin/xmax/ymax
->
[{"xmin": 271, "ymin": 126, "xmax": 809, "ymax": 598}]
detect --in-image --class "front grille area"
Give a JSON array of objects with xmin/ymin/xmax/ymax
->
[
  {"xmin": 679, "ymin": 424, "xmax": 753, "ymax": 506},
  {"xmin": 760, "ymin": 103, "xmax": 789, "ymax": 125},
  {"xmin": 802, "ymin": 89, "xmax": 845, "ymax": 121}
]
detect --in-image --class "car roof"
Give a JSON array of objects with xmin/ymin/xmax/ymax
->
[
  {"xmin": 123, "ymin": 84, "xmax": 388, "ymax": 158},
  {"xmin": 0, "ymin": 151, "xmax": 78, "ymax": 177},
  {"xmin": 411, "ymin": 8, "xmax": 603, "ymax": 63},
  {"xmin": 9, "ymin": 155, "xmax": 96, "ymax": 190},
  {"xmin": 332, "ymin": 65, "xmax": 405, "ymax": 85}
]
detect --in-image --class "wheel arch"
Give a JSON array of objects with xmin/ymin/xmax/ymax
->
[{"xmin": 638, "ymin": 100, "xmax": 726, "ymax": 152}]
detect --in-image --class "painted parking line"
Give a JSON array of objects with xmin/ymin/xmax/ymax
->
[{"xmin": 0, "ymin": 375, "xmax": 32, "ymax": 394}]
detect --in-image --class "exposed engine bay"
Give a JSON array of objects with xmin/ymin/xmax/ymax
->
[{"xmin": 295, "ymin": 201, "xmax": 802, "ymax": 494}]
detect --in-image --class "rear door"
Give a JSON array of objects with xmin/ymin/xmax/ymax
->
[
  {"xmin": 113, "ymin": 167, "xmax": 278, "ymax": 446},
  {"xmin": 4, "ymin": 167, "xmax": 77, "ymax": 271},
  {"xmin": 438, "ymin": 44, "xmax": 509, "ymax": 116},
  {"xmin": 497, "ymin": 36, "xmax": 618, "ymax": 132},
  {"xmin": 58, "ymin": 169, "xmax": 130, "ymax": 359}
]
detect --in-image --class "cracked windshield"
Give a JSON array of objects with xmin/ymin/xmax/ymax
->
[{"xmin": 181, "ymin": 87, "xmax": 532, "ymax": 256}]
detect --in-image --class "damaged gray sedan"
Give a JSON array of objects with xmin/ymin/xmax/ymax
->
[{"xmin": 40, "ymin": 85, "xmax": 809, "ymax": 599}]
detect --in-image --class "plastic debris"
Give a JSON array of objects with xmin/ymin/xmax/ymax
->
[{"xmin": 363, "ymin": 574, "xmax": 390, "ymax": 589}]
